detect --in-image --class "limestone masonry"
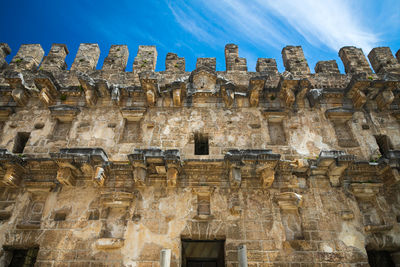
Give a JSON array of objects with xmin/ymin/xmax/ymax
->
[{"xmin": 0, "ymin": 42, "xmax": 399, "ymax": 266}]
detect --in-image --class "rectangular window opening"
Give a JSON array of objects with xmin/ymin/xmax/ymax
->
[
  {"xmin": 120, "ymin": 120, "xmax": 141, "ymax": 143},
  {"xmin": 367, "ymin": 250, "xmax": 396, "ymax": 267},
  {"xmin": 54, "ymin": 212, "xmax": 67, "ymax": 221},
  {"xmin": 268, "ymin": 121, "xmax": 286, "ymax": 145},
  {"xmin": 197, "ymin": 195, "xmax": 210, "ymax": 216},
  {"xmin": 195, "ymin": 133, "xmax": 209, "ymax": 155},
  {"xmin": 4, "ymin": 247, "xmax": 39, "ymax": 267},
  {"xmin": 374, "ymin": 135, "xmax": 393, "ymax": 158},
  {"xmin": 333, "ymin": 122, "xmax": 358, "ymax": 147},
  {"xmin": 53, "ymin": 120, "xmax": 71, "ymax": 141},
  {"xmin": 12, "ymin": 132, "xmax": 30, "ymax": 154}
]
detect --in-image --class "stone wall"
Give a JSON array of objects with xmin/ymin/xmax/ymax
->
[{"xmin": 0, "ymin": 42, "xmax": 399, "ymax": 266}]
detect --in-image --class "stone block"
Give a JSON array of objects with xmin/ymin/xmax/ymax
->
[
  {"xmin": 40, "ymin": 44, "xmax": 69, "ymax": 71},
  {"xmin": 339, "ymin": 46, "xmax": 372, "ymax": 74},
  {"xmin": 165, "ymin": 52, "xmax": 185, "ymax": 72},
  {"xmin": 368, "ymin": 47, "xmax": 400, "ymax": 74},
  {"xmin": 256, "ymin": 58, "xmax": 278, "ymax": 74},
  {"xmin": 102, "ymin": 45, "xmax": 129, "ymax": 71},
  {"xmin": 281, "ymin": 46, "xmax": 310, "ymax": 75},
  {"xmin": 71, "ymin": 43, "xmax": 100, "ymax": 72},
  {"xmin": 0, "ymin": 43, "xmax": 11, "ymax": 69},
  {"xmin": 225, "ymin": 44, "xmax": 247, "ymax": 72},
  {"xmin": 196, "ymin": 57, "xmax": 216, "ymax": 71},
  {"xmin": 133, "ymin": 45, "xmax": 157, "ymax": 72},
  {"xmin": 10, "ymin": 44, "xmax": 44, "ymax": 71},
  {"xmin": 314, "ymin": 60, "xmax": 340, "ymax": 74}
]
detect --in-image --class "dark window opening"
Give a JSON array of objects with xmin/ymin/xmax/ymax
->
[
  {"xmin": 4, "ymin": 247, "xmax": 39, "ymax": 267},
  {"xmin": 375, "ymin": 135, "xmax": 393, "ymax": 158},
  {"xmin": 0, "ymin": 212, "xmax": 11, "ymax": 221},
  {"xmin": 88, "ymin": 209, "xmax": 99, "ymax": 220},
  {"xmin": 54, "ymin": 212, "xmax": 66, "ymax": 221},
  {"xmin": 396, "ymin": 215, "xmax": 400, "ymax": 223},
  {"xmin": 182, "ymin": 240, "xmax": 225, "ymax": 267},
  {"xmin": 367, "ymin": 250, "xmax": 395, "ymax": 267},
  {"xmin": 195, "ymin": 133, "xmax": 209, "ymax": 155},
  {"xmin": 12, "ymin": 132, "xmax": 30, "ymax": 154}
]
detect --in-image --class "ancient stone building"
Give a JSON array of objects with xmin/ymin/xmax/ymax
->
[{"xmin": 0, "ymin": 42, "xmax": 399, "ymax": 266}]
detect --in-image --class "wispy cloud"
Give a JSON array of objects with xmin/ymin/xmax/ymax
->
[{"xmin": 167, "ymin": 0, "xmax": 388, "ymax": 53}]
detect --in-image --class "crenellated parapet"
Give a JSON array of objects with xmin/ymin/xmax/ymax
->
[{"xmin": 0, "ymin": 42, "xmax": 398, "ymax": 114}]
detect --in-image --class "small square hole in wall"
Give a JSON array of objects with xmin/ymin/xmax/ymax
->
[
  {"xmin": 120, "ymin": 120, "xmax": 141, "ymax": 143},
  {"xmin": 397, "ymin": 215, "xmax": 400, "ymax": 223},
  {"xmin": 54, "ymin": 212, "xmax": 67, "ymax": 221},
  {"xmin": 88, "ymin": 209, "xmax": 99, "ymax": 220},
  {"xmin": 194, "ymin": 133, "xmax": 209, "ymax": 155},
  {"xmin": 12, "ymin": 132, "xmax": 30, "ymax": 154}
]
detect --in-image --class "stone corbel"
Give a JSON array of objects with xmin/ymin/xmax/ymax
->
[
  {"xmin": 248, "ymin": 77, "xmax": 265, "ymax": 107},
  {"xmin": 133, "ymin": 162, "xmax": 147, "ymax": 185},
  {"xmin": 34, "ymin": 73, "xmax": 60, "ymax": 106},
  {"xmin": 171, "ymin": 81, "xmax": 186, "ymax": 107},
  {"xmin": 376, "ymin": 88, "xmax": 394, "ymax": 111},
  {"xmin": 295, "ymin": 79, "xmax": 311, "ymax": 108},
  {"xmin": 278, "ymin": 78, "xmax": 298, "ymax": 108},
  {"xmin": 93, "ymin": 166, "xmax": 107, "ymax": 186},
  {"xmin": 221, "ymin": 82, "xmax": 235, "ymax": 108},
  {"xmin": 6, "ymin": 75, "xmax": 29, "ymax": 106},
  {"xmin": 111, "ymin": 86, "xmax": 121, "ymax": 105},
  {"xmin": 140, "ymin": 72, "xmax": 159, "ymax": 107},
  {"xmin": 345, "ymin": 74, "xmax": 371, "ymax": 109},
  {"xmin": 229, "ymin": 166, "xmax": 242, "ymax": 188},
  {"xmin": 257, "ymin": 162, "xmax": 277, "ymax": 188},
  {"xmin": 78, "ymin": 75, "xmax": 98, "ymax": 107},
  {"xmin": 56, "ymin": 166, "xmax": 77, "ymax": 186},
  {"xmin": 3, "ymin": 164, "xmax": 25, "ymax": 187},
  {"xmin": 165, "ymin": 150, "xmax": 181, "ymax": 187},
  {"xmin": 316, "ymin": 150, "xmax": 355, "ymax": 187},
  {"xmin": 275, "ymin": 192, "xmax": 303, "ymax": 212}
]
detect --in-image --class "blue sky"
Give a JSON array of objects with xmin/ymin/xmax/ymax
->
[{"xmin": 1, "ymin": 0, "xmax": 399, "ymax": 72}]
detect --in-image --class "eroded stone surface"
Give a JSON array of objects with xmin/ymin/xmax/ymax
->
[{"xmin": 0, "ymin": 42, "xmax": 398, "ymax": 266}]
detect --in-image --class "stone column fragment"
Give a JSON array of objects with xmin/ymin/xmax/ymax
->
[
  {"xmin": 256, "ymin": 58, "xmax": 278, "ymax": 74},
  {"xmin": 0, "ymin": 43, "xmax": 11, "ymax": 69},
  {"xmin": 368, "ymin": 47, "xmax": 400, "ymax": 75},
  {"xmin": 132, "ymin": 45, "xmax": 157, "ymax": 72},
  {"xmin": 314, "ymin": 60, "xmax": 340, "ymax": 74},
  {"xmin": 196, "ymin": 58, "xmax": 216, "ymax": 71},
  {"xmin": 225, "ymin": 44, "xmax": 247, "ymax": 72},
  {"xmin": 71, "ymin": 43, "xmax": 100, "ymax": 72},
  {"xmin": 339, "ymin": 46, "xmax": 372, "ymax": 74},
  {"xmin": 165, "ymin": 53, "xmax": 185, "ymax": 72},
  {"xmin": 238, "ymin": 245, "xmax": 248, "ymax": 267},
  {"xmin": 160, "ymin": 249, "xmax": 171, "ymax": 267},
  {"xmin": 281, "ymin": 46, "xmax": 310, "ymax": 75},
  {"xmin": 9, "ymin": 44, "xmax": 44, "ymax": 71},
  {"xmin": 102, "ymin": 45, "xmax": 129, "ymax": 71},
  {"xmin": 40, "ymin": 44, "xmax": 69, "ymax": 71}
]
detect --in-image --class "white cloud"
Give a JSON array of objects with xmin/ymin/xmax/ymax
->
[{"xmin": 167, "ymin": 0, "xmax": 385, "ymax": 53}]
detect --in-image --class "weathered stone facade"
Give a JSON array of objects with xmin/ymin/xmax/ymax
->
[{"xmin": 0, "ymin": 42, "xmax": 399, "ymax": 266}]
